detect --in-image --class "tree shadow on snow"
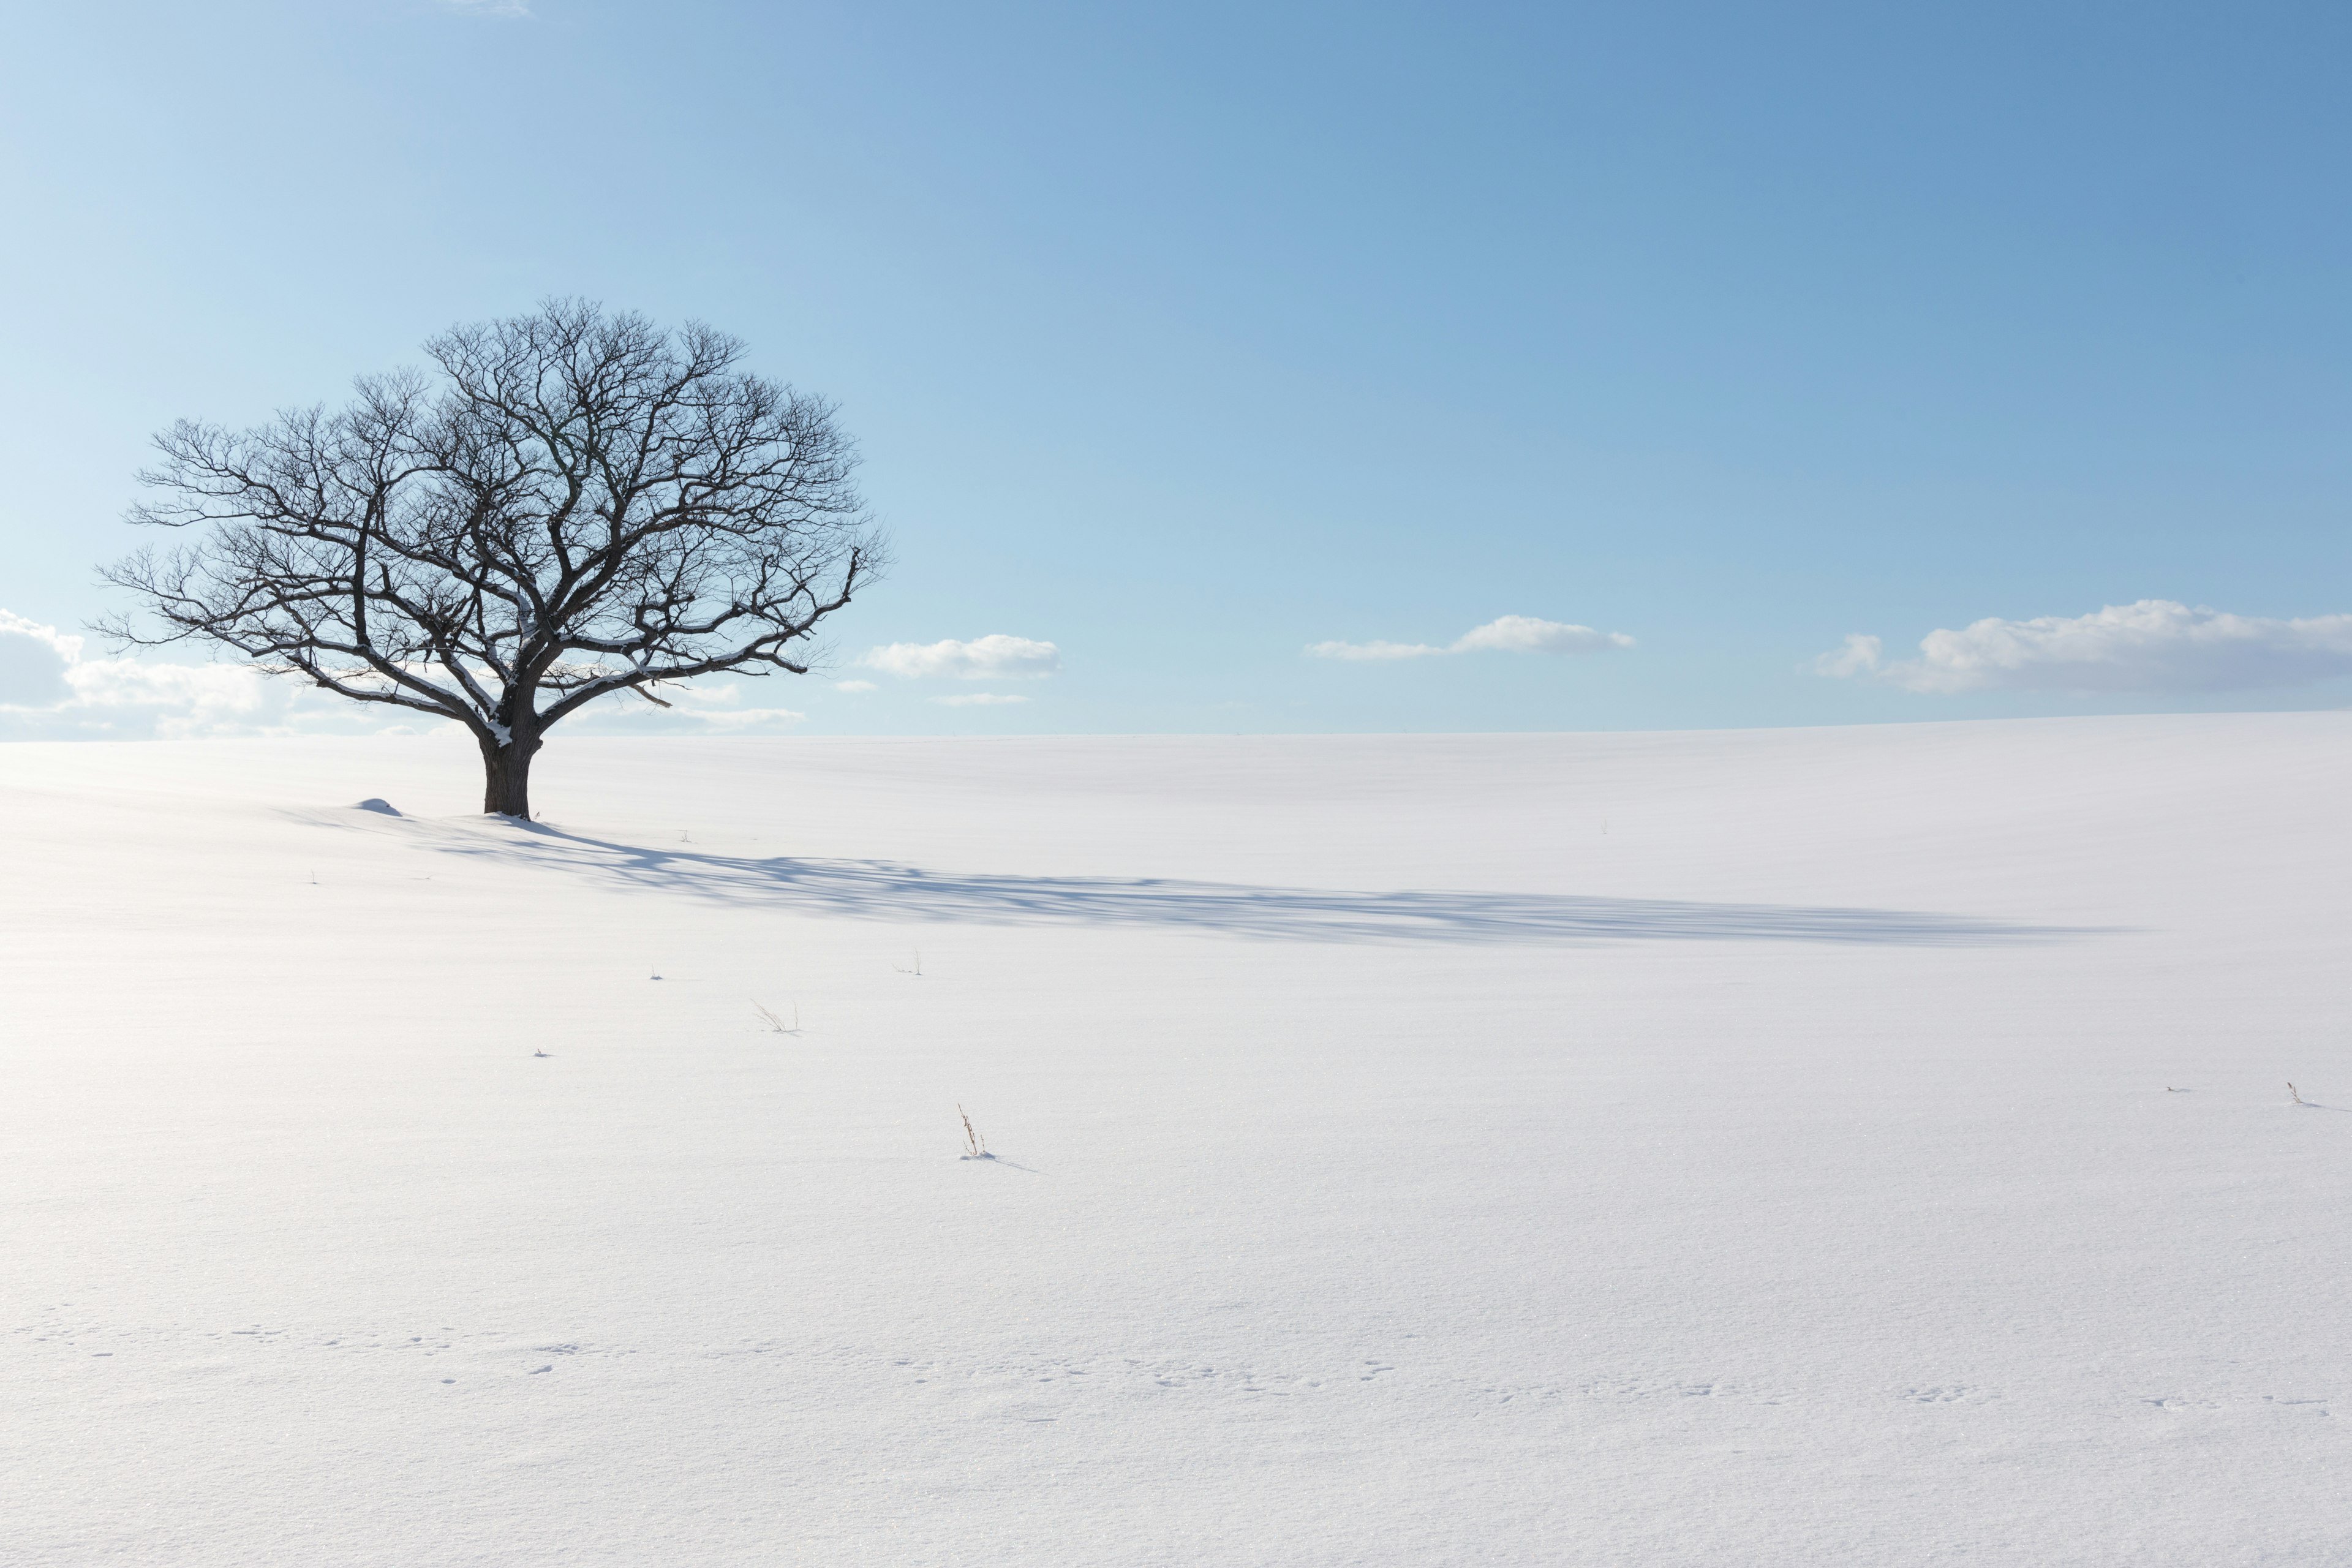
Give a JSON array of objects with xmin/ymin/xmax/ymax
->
[{"xmin": 367, "ymin": 817, "xmax": 2102, "ymax": 949}]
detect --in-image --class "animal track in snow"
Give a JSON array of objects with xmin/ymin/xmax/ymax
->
[
  {"xmin": 1577, "ymin": 1376, "xmax": 1797, "ymax": 1406},
  {"xmin": 879, "ymin": 1353, "xmax": 1344, "ymax": 1404},
  {"xmin": 1901, "ymin": 1385, "xmax": 1996, "ymax": 1405}
]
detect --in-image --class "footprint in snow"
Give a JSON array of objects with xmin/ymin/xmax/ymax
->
[{"xmin": 1902, "ymin": 1385, "xmax": 1991, "ymax": 1404}]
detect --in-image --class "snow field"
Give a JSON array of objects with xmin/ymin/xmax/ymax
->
[{"xmin": 4, "ymin": 715, "xmax": 2349, "ymax": 1564}]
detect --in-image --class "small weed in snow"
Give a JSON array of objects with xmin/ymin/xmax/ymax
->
[
  {"xmin": 753, "ymin": 1000, "xmax": 800, "ymax": 1034},
  {"xmin": 959, "ymin": 1104, "xmax": 994, "ymax": 1161}
]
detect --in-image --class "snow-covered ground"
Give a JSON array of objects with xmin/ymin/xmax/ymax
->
[{"xmin": 6, "ymin": 715, "xmax": 2348, "ymax": 1566}]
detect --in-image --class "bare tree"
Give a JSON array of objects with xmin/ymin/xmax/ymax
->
[{"xmin": 100, "ymin": 301, "xmax": 884, "ymax": 818}]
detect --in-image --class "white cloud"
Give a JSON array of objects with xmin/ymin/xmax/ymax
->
[
  {"xmin": 862, "ymin": 634, "xmax": 1061, "ymax": 681},
  {"xmin": 1812, "ymin": 633, "xmax": 1884, "ymax": 679},
  {"xmin": 1817, "ymin": 600, "xmax": 2352, "ymax": 694},
  {"xmin": 929, "ymin": 693, "xmax": 1030, "ymax": 707},
  {"xmin": 564, "ymin": 681, "xmax": 805, "ymax": 733},
  {"xmin": 62, "ymin": 657, "xmax": 293, "ymax": 733},
  {"xmin": 1308, "ymin": 615, "xmax": 1634, "ymax": 662},
  {"xmin": 2, "ymin": 612, "xmax": 323, "ymax": 738},
  {"xmin": 1452, "ymin": 614, "xmax": 1635, "ymax": 654},
  {"xmin": 0, "ymin": 611, "xmax": 79, "ymax": 706},
  {"xmin": 1306, "ymin": 638, "xmax": 1450, "ymax": 662},
  {"xmin": 833, "ymin": 679, "xmax": 878, "ymax": 693},
  {"xmin": 0, "ymin": 608, "xmax": 805, "ymax": 739}
]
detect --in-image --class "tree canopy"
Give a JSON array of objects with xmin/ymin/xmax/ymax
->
[{"xmin": 103, "ymin": 301, "xmax": 884, "ymax": 816}]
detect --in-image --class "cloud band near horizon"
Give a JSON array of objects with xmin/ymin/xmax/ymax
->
[
  {"xmin": 1308, "ymin": 614, "xmax": 1634, "ymax": 662},
  {"xmin": 860, "ymin": 634, "xmax": 1061, "ymax": 680},
  {"xmin": 1817, "ymin": 600, "xmax": 2352, "ymax": 693}
]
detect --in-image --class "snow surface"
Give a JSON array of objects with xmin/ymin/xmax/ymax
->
[{"xmin": 5, "ymin": 715, "xmax": 2349, "ymax": 1565}]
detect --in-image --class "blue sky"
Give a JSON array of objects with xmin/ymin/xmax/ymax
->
[{"xmin": 3, "ymin": 1, "xmax": 2348, "ymax": 737}]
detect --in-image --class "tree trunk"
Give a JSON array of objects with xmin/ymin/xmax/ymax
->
[{"xmin": 481, "ymin": 733, "xmax": 543, "ymax": 818}]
